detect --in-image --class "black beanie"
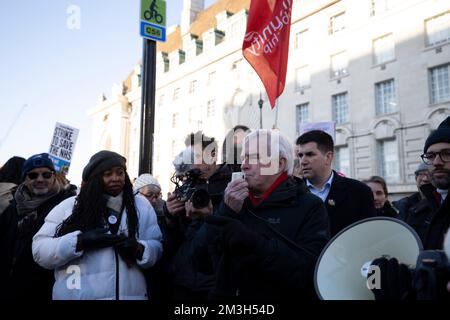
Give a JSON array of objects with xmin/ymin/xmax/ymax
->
[
  {"xmin": 424, "ymin": 116, "xmax": 450, "ymax": 153},
  {"xmin": 82, "ymin": 150, "xmax": 126, "ymax": 182}
]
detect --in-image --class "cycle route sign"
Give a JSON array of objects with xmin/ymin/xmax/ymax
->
[{"xmin": 140, "ymin": 0, "xmax": 166, "ymax": 42}]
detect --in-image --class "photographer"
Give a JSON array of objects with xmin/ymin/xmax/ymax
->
[
  {"xmin": 369, "ymin": 116, "xmax": 450, "ymax": 300},
  {"xmin": 163, "ymin": 131, "xmax": 232, "ymax": 301}
]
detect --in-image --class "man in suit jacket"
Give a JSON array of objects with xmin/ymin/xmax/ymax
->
[{"xmin": 296, "ymin": 130, "xmax": 376, "ymax": 237}]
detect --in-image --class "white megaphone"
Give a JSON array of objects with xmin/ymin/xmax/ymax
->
[{"xmin": 314, "ymin": 217, "xmax": 423, "ymax": 300}]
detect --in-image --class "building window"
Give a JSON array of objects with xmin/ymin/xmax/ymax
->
[
  {"xmin": 189, "ymin": 80, "xmax": 197, "ymax": 94},
  {"xmin": 370, "ymin": 0, "xmax": 394, "ymax": 16},
  {"xmin": 295, "ymin": 65, "xmax": 310, "ymax": 90},
  {"xmin": 158, "ymin": 94, "xmax": 165, "ymax": 107},
  {"xmin": 207, "ymin": 100, "xmax": 215, "ymax": 118},
  {"xmin": 161, "ymin": 53, "xmax": 169, "ymax": 72},
  {"xmin": 373, "ymin": 34, "xmax": 395, "ymax": 65},
  {"xmin": 331, "ymin": 51, "xmax": 348, "ymax": 78},
  {"xmin": 229, "ymin": 19, "xmax": 244, "ymax": 39},
  {"xmin": 295, "ymin": 29, "xmax": 308, "ymax": 50},
  {"xmin": 334, "ymin": 146, "xmax": 350, "ymax": 177},
  {"xmin": 172, "ymin": 113, "xmax": 178, "ymax": 128},
  {"xmin": 173, "ymin": 88, "xmax": 180, "ymax": 100},
  {"xmin": 378, "ymin": 139, "xmax": 400, "ymax": 183},
  {"xmin": 375, "ymin": 79, "xmax": 396, "ymax": 115},
  {"xmin": 332, "ymin": 92, "xmax": 349, "ymax": 124},
  {"xmin": 426, "ymin": 11, "xmax": 450, "ymax": 47},
  {"xmin": 207, "ymin": 71, "xmax": 216, "ymax": 86},
  {"xmin": 296, "ymin": 103, "xmax": 309, "ymax": 134},
  {"xmin": 429, "ymin": 63, "xmax": 450, "ymax": 104},
  {"xmin": 329, "ymin": 12, "xmax": 345, "ymax": 34}
]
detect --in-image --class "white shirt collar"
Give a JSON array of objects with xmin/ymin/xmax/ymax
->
[
  {"xmin": 437, "ymin": 188, "xmax": 448, "ymax": 203},
  {"xmin": 306, "ymin": 171, "xmax": 334, "ymax": 191}
]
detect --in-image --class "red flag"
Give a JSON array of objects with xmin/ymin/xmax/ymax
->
[{"xmin": 242, "ymin": 0, "xmax": 293, "ymax": 109}]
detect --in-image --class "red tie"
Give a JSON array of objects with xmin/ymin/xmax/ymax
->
[{"xmin": 432, "ymin": 191, "xmax": 442, "ymax": 207}]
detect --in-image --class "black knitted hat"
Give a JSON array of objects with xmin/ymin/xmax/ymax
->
[
  {"xmin": 424, "ymin": 116, "xmax": 450, "ymax": 153},
  {"xmin": 82, "ymin": 150, "xmax": 126, "ymax": 181}
]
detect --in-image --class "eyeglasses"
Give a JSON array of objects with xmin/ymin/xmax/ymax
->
[
  {"xmin": 421, "ymin": 149, "xmax": 450, "ymax": 165},
  {"xmin": 26, "ymin": 171, "xmax": 54, "ymax": 180},
  {"xmin": 140, "ymin": 192, "xmax": 161, "ymax": 199}
]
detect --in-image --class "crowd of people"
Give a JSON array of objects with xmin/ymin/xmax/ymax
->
[{"xmin": 0, "ymin": 117, "xmax": 448, "ymax": 301}]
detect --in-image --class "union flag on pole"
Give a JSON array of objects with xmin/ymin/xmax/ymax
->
[{"xmin": 242, "ymin": 0, "xmax": 293, "ymax": 109}]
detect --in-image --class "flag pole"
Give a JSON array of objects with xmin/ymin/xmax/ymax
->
[
  {"xmin": 273, "ymin": 48, "xmax": 283, "ymax": 129},
  {"xmin": 273, "ymin": 99, "xmax": 279, "ymax": 129}
]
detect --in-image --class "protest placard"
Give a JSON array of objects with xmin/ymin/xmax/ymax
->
[{"xmin": 48, "ymin": 122, "xmax": 79, "ymax": 175}]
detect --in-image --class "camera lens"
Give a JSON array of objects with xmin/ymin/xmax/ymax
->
[{"xmin": 191, "ymin": 189, "xmax": 210, "ymax": 209}]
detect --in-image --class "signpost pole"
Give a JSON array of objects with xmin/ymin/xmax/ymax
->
[
  {"xmin": 138, "ymin": 0, "xmax": 166, "ymax": 175},
  {"xmin": 139, "ymin": 39, "xmax": 156, "ymax": 175}
]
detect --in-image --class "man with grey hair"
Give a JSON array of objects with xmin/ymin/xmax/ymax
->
[
  {"xmin": 198, "ymin": 129, "xmax": 330, "ymax": 300},
  {"xmin": 393, "ymin": 163, "xmax": 431, "ymax": 221}
]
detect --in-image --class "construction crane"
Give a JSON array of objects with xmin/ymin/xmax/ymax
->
[{"xmin": 0, "ymin": 104, "xmax": 28, "ymax": 150}]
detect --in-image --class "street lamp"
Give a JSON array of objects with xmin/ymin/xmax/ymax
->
[{"xmin": 258, "ymin": 91, "xmax": 263, "ymax": 129}]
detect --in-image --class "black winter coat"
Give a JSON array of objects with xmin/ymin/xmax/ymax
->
[
  {"xmin": 325, "ymin": 172, "xmax": 377, "ymax": 237},
  {"xmin": 196, "ymin": 177, "xmax": 330, "ymax": 301},
  {"xmin": 0, "ymin": 187, "xmax": 76, "ymax": 300},
  {"xmin": 393, "ymin": 192, "xmax": 423, "ymax": 221},
  {"xmin": 151, "ymin": 164, "xmax": 232, "ymax": 301},
  {"xmin": 422, "ymin": 184, "xmax": 450, "ymax": 250},
  {"xmin": 395, "ymin": 186, "xmax": 436, "ymax": 245},
  {"xmin": 376, "ymin": 201, "xmax": 398, "ymax": 218}
]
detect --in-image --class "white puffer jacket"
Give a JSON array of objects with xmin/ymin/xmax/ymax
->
[{"xmin": 32, "ymin": 195, "xmax": 162, "ymax": 300}]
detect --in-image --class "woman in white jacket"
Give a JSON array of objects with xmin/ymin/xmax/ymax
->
[{"xmin": 32, "ymin": 151, "xmax": 162, "ymax": 300}]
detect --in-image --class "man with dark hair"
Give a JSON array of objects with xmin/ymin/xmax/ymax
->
[
  {"xmin": 162, "ymin": 131, "xmax": 233, "ymax": 300},
  {"xmin": 368, "ymin": 116, "xmax": 450, "ymax": 300},
  {"xmin": 32, "ymin": 150, "xmax": 162, "ymax": 300},
  {"xmin": 222, "ymin": 125, "xmax": 251, "ymax": 172},
  {"xmin": 0, "ymin": 153, "xmax": 76, "ymax": 300},
  {"xmin": 420, "ymin": 116, "xmax": 450, "ymax": 250},
  {"xmin": 296, "ymin": 130, "xmax": 376, "ymax": 236}
]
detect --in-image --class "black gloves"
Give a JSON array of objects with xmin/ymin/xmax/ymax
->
[
  {"xmin": 76, "ymin": 228, "xmax": 122, "ymax": 252},
  {"xmin": 76, "ymin": 228, "xmax": 144, "ymax": 266},
  {"xmin": 115, "ymin": 237, "xmax": 145, "ymax": 267},
  {"xmin": 369, "ymin": 257, "xmax": 413, "ymax": 300},
  {"xmin": 205, "ymin": 216, "xmax": 261, "ymax": 255}
]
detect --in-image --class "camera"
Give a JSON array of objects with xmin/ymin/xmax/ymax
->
[
  {"xmin": 170, "ymin": 168, "xmax": 211, "ymax": 209},
  {"xmin": 412, "ymin": 250, "xmax": 450, "ymax": 300}
]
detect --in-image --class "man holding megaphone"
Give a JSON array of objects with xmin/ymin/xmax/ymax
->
[{"xmin": 369, "ymin": 116, "xmax": 450, "ymax": 300}]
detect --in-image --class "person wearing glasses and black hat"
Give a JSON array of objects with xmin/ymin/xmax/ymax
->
[
  {"xmin": 368, "ymin": 116, "xmax": 450, "ymax": 300},
  {"xmin": 419, "ymin": 116, "xmax": 450, "ymax": 250},
  {"xmin": 0, "ymin": 153, "xmax": 76, "ymax": 300}
]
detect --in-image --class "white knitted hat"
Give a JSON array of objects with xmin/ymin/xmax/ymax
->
[{"xmin": 133, "ymin": 173, "xmax": 161, "ymax": 194}]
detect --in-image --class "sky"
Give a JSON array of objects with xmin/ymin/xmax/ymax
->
[{"xmin": 0, "ymin": 0, "xmax": 215, "ymax": 186}]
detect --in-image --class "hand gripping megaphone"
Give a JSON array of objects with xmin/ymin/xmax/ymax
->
[{"xmin": 314, "ymin": 217, "xmax": 423, "ymax": 300}]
